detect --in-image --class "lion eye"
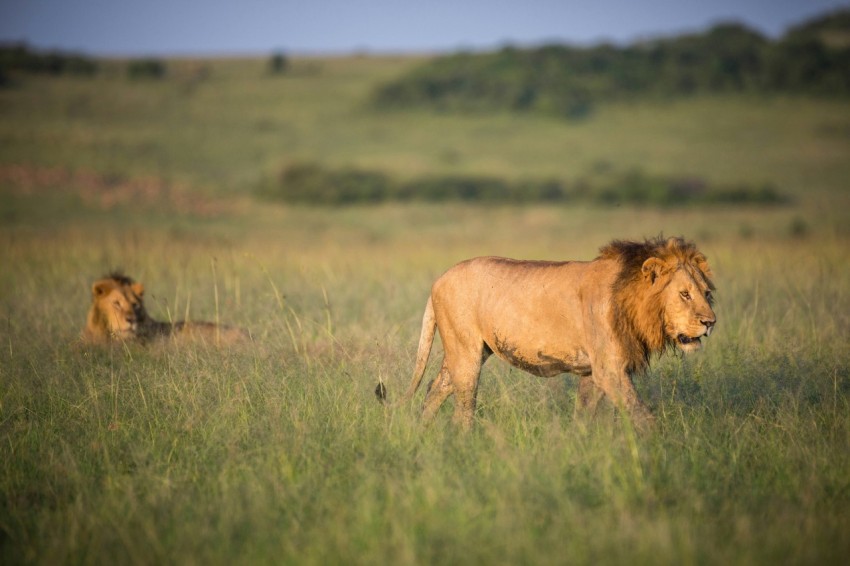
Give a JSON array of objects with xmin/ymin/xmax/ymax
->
[{"xmin": 680, "ymin": 291, "xmax": 691, "ymax": 300}]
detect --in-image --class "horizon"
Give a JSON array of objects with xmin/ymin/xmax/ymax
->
[{"xmin": 1, "ymin": 1, "xmax": 848, "ymax": 58}]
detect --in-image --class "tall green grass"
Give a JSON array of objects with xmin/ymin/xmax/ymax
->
[
  {"xmin": 1, "ymin": 206, "xmax": 849, "ymax": 564},
  {"xmin": 1, "ymin": 53, "xmax": 850, "ymax": 564}
]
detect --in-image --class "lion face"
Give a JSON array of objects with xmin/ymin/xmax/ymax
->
[
  {"xmin": 90, "ymin": 277, "xmax": 147, "ymax": 340},
  {"xmin": 657, "ymin": 265, "xmax": 716, "ymax": 353}
]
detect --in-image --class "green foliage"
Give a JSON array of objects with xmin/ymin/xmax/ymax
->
[
  {"xmin": 373, "ymin": 12, "xmax": 850, "ymax": 118},
  {"xmin": 0, "ymin": 43, "xmax": 98, "ymax": 78},
  {"xmin": 599, "ymin": 170, "xmax": 788, "ymax": 207},
  {"xmin": 271, "ymin": 162, "xmax": 392, "ymax": 204},
  {"xmin": 269, "ymin": 51, "xmax": 289, "ymax": 75},
  {"xmin": 785, "ymin": 8, "xmax": 850, "ymax": 45},
  {"xmin": 398, "ymin": 174, "xmax": 569, "ymax": 203},
  {"xmin": 127, "ymin": 58, "xmax": 167, "ymax": 79},
  {"xmin": 262, "ymin": 162, "xmax": 788, "ymax": 207},
  {"xmin": 763, "ymin": 34, "xmax": 850, "ymax": 94}
]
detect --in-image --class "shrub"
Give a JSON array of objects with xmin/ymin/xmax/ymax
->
[
  {"xmin": 0, "ymin": 43, "xmax": 99, "ymax": 77},
  {"xmin": 262, "ymin": 162, "xmax": 788, "ymax": 208},
  {"xmin": 269, "ymin": 52, "xmax": 289, "ymax": 75},
  {"xmin": 399, "ymin": 175, "xmax": 512, "ymax": 202},
  {"xmin": 594, "ymin": 172, "xmax": 787, "ymax": 207},
  {"xmin": 127, "ymin": 58, "xmax": 166, "ymax": 79},
  {"xmin": 272, "ymin": 162, "xmax": 391, "ymax": 205}
]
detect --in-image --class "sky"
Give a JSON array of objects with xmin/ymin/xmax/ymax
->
[{"xmin": 1, "ymin": 0, "xmax": 849, "ymax": 57}]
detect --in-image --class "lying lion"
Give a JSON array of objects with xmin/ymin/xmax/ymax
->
[
  {"xmin": 83, "ymin": 272, "xmax": 249, "ymax": 345},
  {"xmin": 378, "ymin": 236, "xmax": 716, "ymax": 429}
]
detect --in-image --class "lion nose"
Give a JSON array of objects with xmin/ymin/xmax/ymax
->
[{"xmin": 701, "ymin": 316, "xmax": 716, "ymax": 335}]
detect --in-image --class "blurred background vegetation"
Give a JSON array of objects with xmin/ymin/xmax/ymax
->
[
  {"xmin": 2, "ymin": 9, "xmax": 849, "ymax": 209},
  {"xmin": 373, "ymin": 11, "xmax": 850, "ymax": 118},
  {"xmin": 2, "ymin": 7, "xmax": 850, "ymax": 565}
]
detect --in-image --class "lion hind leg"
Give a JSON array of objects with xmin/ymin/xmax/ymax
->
[
  {"xmin": 422, "ymin": 344, "xmax": 485, "ymax": 430},
  {"xmin": 452, "ymin": 381, "xmax": 479, "ymax": 431},
  {"xmin": 422, "ymin": 365, "xmax": 454, "ymax": 423},
  {"xmin": 444, "ymin": 348, "xmax": 485, "ymax": 431}
]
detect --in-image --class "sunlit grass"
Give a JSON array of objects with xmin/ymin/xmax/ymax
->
[
  {"xmin": 1, "ymin": 53, "xmax": 850, "ymax": 564},
  {"xmin": 2, "ymin": 204, "xmax": 849, "ymax": 564}
]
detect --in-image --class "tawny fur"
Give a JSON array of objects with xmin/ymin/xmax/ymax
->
[
  {"xmin": 378, "ymin": 236, "xmax": 716, "ymax": 430},
  {"xmin": 83, "ymin": 272, "xmax": 249, "ymax": 345}
]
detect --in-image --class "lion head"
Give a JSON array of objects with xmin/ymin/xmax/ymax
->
[
  {"xmin": 84, "ymin": 273, "xmax": 148, "ymax": 343},
  {"xmin": 601, "ymin": 236, "xmax": 716, "ymax": 370}
]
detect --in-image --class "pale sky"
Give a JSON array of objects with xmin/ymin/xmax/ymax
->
[{"xmin": 1, "ymin": 0, "xmax": 848, "ymax": 56}]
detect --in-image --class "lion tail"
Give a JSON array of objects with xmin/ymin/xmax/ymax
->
[{"xmin": 375, "ymin": 296, "xmax": 437, "ymax": 405}]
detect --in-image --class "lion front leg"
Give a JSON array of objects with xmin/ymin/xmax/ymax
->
[
  {"xmin": 575, "ymin": 375, "xmax": 605, "ymax": 416},
  {"xmin": 592, "ymin": 371, "xmax": 655, "ymax": 431}
]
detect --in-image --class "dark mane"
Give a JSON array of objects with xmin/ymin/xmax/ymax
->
[
  {"xmin": 600, "ymin": 238, "xmax": 660, "ymax": 286},
  {"xmin": 104, "ymin": 271, "xmax": 135, "ymax": 286}
]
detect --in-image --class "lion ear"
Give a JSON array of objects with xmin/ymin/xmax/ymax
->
[
  {"xmin": 641, "ymin": 257, "xmax": 670, "ymax": 284},
  {"xmin": 92, "ymin": 279, "xmax": 115, "ymax": 297},
  {"xmin": 131, "ymin": 282, "xmax": 145, "ymax": 297}
]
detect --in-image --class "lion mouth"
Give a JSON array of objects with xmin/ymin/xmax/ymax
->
[{"xmin": 677, "ymin": 334, "xmax": 701, "ymax": 346}]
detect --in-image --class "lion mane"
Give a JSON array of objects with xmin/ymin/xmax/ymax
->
[
  {"xmin": 600, "ymin": 236, "xmax": 716, "ymax": 375},
  {"xmin": 377, "ymin": 236, "xmax": 716, "ymax": 430},
  {"xmin": 83, "ymin": 272, "xmax": 145, "ymax": 344},
  {"xmin": 83, "ymin": 272, "xmax": 249, "ymax": 345}
]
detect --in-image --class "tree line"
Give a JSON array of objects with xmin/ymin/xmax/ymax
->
[
  {"xmin": 372, "ymin": 10, "xmax": 850, "ymax": 118},
  {"xmin": 0, "ymin": 43, "xmax": 171, "ymax": 82},
  {"xmin": 0, "ymin": 43, "xmax": 98, "ymax": 83},
  {"xmin": 0, "ymin": 43, "xmax": 297, "ymax": 86}
]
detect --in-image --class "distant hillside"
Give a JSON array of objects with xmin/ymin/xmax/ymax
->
[
  {"xmin": 372, "ymin": 10, "xmax": 850, "ymax": 118},
  {"xmin": 787, "ymin": 9, "xmax": 850, "ymax": 47}
]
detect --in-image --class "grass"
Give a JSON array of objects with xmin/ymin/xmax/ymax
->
[
  {"xmin": 2, "ymin": 58, "xmax": 850, "ymax": 196},
  {"xmin": 1, "ymin": 54, "xmax": 850, "ymax": 564},
  {"xmin": 2, "ymin": 209, "xmax": 849, "ymax": 565}
]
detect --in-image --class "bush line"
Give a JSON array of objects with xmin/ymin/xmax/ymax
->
[{"xmin": 260, "ymin": 162, "xmax": 788, "ymax": 207}]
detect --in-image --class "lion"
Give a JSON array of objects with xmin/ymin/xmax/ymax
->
[
  {"xmin": 377, "ymin": 236, "xmax": 716, "ymax": 429},
  {"xmin": 83, "ymin": 272, "xmax": 249, "ymax": 345}
]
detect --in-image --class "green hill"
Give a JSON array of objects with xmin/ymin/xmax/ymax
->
[{"xmin": 372, "ymin": 10, "xmax": 850, "ymax": 118}]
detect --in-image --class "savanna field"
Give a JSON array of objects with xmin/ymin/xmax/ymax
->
[{"xmin": 2, "ymin": 53, "xmax": 850, "ymax": 564}]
